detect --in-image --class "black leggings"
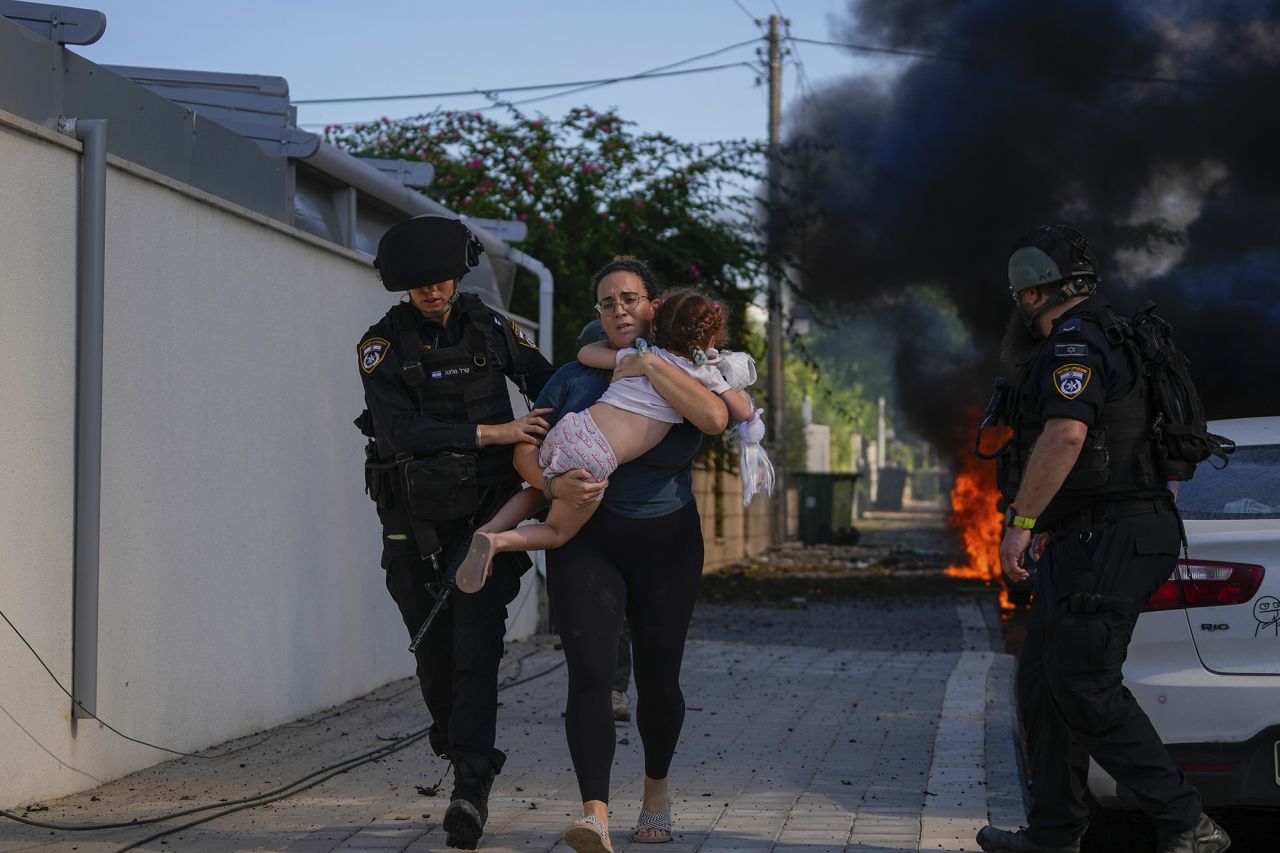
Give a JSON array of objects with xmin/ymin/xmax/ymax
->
[{"xmin": 546, "ymin": 501, "xmax": 704, "ymax": 804}]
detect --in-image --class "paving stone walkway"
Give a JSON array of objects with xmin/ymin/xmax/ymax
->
[{"xmin": 0, "ymin": 598, "xmax": 1024, "ymax": 853}]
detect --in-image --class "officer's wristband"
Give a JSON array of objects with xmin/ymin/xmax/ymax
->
[
  {"xmin": 475, "ymin": 424, "xmax": 484, "ymax": 449},
  {"xmin": 1004, "ymin": 506, "xmax": 1037, "ymax": 530},
  {"xmin": 544, "ymin": 473, "xmax": 558, "ymax": 501}
]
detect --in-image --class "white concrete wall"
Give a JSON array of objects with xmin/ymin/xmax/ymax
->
[{"xmin": 0, "ymin": 113, "xmax": 536, "ymax": 809}]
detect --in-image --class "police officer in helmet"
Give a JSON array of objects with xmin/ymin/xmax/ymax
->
[
  {"xmin": 977, "ymin": 226, "xmax": 1229, "ymax": 853},
  {"xmin": 357, "ymin": 215, "xmax": 555, "ymax": 849}
]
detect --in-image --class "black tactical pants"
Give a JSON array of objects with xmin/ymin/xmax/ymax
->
[
  {"xmin": 1017, "ymin": 506, "xmax": 1202, "ymax": 846},
  {"xmin": 380, "ymin": 494, "xmax": 525, "ymax": 771}
]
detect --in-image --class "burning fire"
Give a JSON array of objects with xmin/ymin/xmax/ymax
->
[{"xmin": 947, "ymin": 413, "xmax": 1014, "ymax": 609}]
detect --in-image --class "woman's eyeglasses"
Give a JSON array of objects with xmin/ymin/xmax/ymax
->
[{"xmin": 595, "ymin": 293, "xmax": 649, "ymax": 314}]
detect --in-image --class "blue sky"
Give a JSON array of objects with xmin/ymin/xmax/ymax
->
[{"xmin": 73, "ymin": 0, "xmax": 887, "ymax": 144}]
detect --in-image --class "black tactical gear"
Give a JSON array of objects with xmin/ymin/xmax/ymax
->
[
  {"xmin": 373, "ymin": 215, "xmax": 484, "ymax": 292},
  {"xmin": 357, "ymin": 286, "xmax": 552, "ymax": 816},
  {"xmin": 359, "ymin": 293, "xmax": 549, "ymax": 558},
  {"xmin": 1007, "ymin": 224, "xmax": 1098, "ymax": 293},
  {"xmin": 981, "ymin": 281, "xmax": 1211, "ymax": 849},
  {"xmin": 995, "ymin": 296, "xmax": 1165, "ymax": 531}
]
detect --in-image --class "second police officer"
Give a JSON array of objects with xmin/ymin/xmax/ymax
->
[
  {"xmin": 356, "ymin": 215, "xmax": 555, "ymax": 849},
  {"xmin": 977, "ymin": 225, "xmax": 1230, "ymax": 853}
]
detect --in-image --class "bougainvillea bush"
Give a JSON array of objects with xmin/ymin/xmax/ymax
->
[{"xmin": 326, "ymin": 107, "xmax": 774, "ymax": 363}]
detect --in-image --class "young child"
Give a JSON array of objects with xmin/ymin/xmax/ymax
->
[{"xmin": 453, "ymin": 289, "xmax": 756, "ymax": 593}]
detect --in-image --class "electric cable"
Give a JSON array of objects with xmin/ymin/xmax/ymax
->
[
  {"xmin": 0, "ymin": 728, "xmax": 430, "ymax": 832},
  {"xmin": 729, "ymin": 0, "xmax": 761, "ymax": 25},
  {"xmin": 0, "ymin": 607, "xmax": 214, "ymax": 760},
  {"xmin": 0, "ymin": 646, "xmax": 567, "ymax": 842},
  {"xmin": 107, "ymin": 659, "xmax": 568, "ymax": 852},
  {"xmin": 294, "ymin": 39, "xmax": 762, "ymax": 106}
]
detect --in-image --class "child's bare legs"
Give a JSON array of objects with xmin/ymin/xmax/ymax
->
[
  {"xmin": 453, "ymin": 487, "xmax": 547, "ymax": 594},
  {"xmin": 489, "ymin": 498, "xmax": 598, "ymax": 555},
  {"xmin": 455, "ymin": 491, "xmax": 599, "ymax": 594}
]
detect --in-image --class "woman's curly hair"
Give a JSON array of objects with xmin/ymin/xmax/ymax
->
[
  {"xmin": 651, "ymin": 288, "xmax": 727, "ymax": 358},
  {"xmin": 590, "ymin": 255, "xmax": 659, "ymax": 300}
]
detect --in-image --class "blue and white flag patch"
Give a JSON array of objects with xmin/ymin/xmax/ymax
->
[{"xmin": 1055, "ymin": 342, "xmax": 1089, "ymax": 358}]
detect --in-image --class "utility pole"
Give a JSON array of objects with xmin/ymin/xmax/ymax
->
[{"xmin": 766, "ymin": 14, "xmax": 788, "ymax": 544}]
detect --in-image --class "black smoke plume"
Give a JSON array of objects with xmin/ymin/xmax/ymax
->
[{"xmin": 781, "ymin": 0, "xmax": 1280, "ymax": 459}]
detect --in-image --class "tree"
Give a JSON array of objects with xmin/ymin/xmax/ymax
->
[{"xmin": 326, "ymin": 108, "xmax": 771, "ymax": 363}]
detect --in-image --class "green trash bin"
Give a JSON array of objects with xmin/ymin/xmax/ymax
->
[{"xmin": 792, "ymin": 472, "xmax": 860, "ymax": 545}]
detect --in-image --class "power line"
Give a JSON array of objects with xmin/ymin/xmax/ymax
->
[
  {"xmin": 729, "ymin": 0, "xmax": 761, "ymax": 24},
  {"xmin": 302, "ymin": 61, "xmax": 760, "ymax": 129},
  {"xmin": 790, "ymin": 35, "xmax": 965, "ymax": 63},
  {"xmin": 468, "ymin": 55, "xmax": 760, "ymax": 113},
  {"xmin": 294, "ymin": 39, "xmax": 762, "ymax": 106}
]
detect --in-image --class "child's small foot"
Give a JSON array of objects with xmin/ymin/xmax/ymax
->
[{"xmin": 454, "ymin": 532, "xmax": 495, "ymax": 594}]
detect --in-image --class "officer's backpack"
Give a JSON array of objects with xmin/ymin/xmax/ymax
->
[{"xmin": 1115, "ymin": 302, "xmax": 1233, "ymax": 481}]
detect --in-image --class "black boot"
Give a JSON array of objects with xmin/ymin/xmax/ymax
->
[
  {"xmin": 442, "ymin": 751, "xmax": 505, "ymax": 850},
  {"xmin": 977, "ymin": 825, "xmax": 1081, "ymax": 853},
  {"xmin": 1157, "ymin": 813, "xmax": 1231, "ymax": 853}
]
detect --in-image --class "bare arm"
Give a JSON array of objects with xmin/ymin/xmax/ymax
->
[
  {"xmin": 720, "ymin": 388, "xmax": 755, "ymax": 423},
  {"xmin": 1000, "ymin": 417, "xmax": 1088, "ymax": 582},
  {"xmin": 615, "ymin": 353, "xmax": 729, "ymax": 435},
  {"xmin": 577, "ymin": 341, "xmax": 618, "ymax": 370}
]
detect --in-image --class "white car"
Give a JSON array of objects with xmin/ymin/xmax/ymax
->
[{"xmin": 1089, "ymin": 416, "xmax": 1280, "ymax": 812}]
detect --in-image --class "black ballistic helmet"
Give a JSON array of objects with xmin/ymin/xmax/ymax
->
[
  {"xmin": 373, "ymin": 215, "xmax": 484, "ymax": 292},
  {"xmin": 1007, "ymin": 224, "xmax": 1099, "ymax": 295}
]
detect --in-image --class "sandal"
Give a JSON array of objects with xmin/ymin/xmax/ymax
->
[
  {"xmin": 563, "ymin": 815, "xmax": 613, "ymax": 853},
  {"xmin": 453, "ymin": 532, "xmax": 495, "ymax": 594},
  {"xmin": 632, "ymin": 808, "xmax": 673, "ymax": 844}
]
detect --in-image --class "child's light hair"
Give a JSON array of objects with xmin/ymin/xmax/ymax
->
[{"xmin": 651, "ymin": 288, "xmax": 726, "ymax": 358}]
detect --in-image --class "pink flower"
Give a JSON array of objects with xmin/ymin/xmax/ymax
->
[
  {"xmin": 530, "ymin": 118, "xmax": 545, "ymax": 128},
  {"xmin": 690, "ymin": 264, "xmax": 702, "ymax": 279},
  {"xmin": 517, "ymin": 212, "xmax": 528, "ymax": 221},
  {"xmin": 381, "ymin": 116, "xmax": 391, "ymax": 126},
  {"xmin": 461, "ymin": 197, "xmax": 472, "ymax": 206},
  {"xmin": 618, "ymin": 222, "xmax": 628, "ymax": 234},
  {"xmin": 633, "ymin": 198, "xmax": 645, "ymax": 209}
]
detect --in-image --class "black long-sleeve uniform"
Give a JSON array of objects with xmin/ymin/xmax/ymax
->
[{"xmin": 357, "ymin": 292, "xmax": 553, "ymax": 772}]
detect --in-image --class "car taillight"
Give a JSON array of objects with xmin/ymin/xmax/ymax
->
[{"xmin": 1144, "ymin": 560, "xmax": 1265, "ymax": 612}]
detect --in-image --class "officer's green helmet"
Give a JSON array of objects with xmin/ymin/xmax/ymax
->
[{"xmin": 1007, "ymin": 225, "xmax": 1098, "ymax": 296}]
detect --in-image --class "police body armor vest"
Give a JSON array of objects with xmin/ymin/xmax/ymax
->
[
  {"xmin": 386, "ymin": 297, "xmax": 519, "ymax": 486},
  {"xmin": 997, "ymin": 311, "xmax": 1159, "ymax": 506}
]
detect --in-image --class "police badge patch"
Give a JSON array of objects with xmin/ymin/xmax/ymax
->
[
  {"xmin": 511, "ymin": 320, "xmax": 538, "ymax": 349},
  {"xmin": 359, "ymin": 337, "xmax": 390, "ymax": 374},
  {"xmin": 1053, "ymin": 363, "xmax": 1091, "ymax": 399}
]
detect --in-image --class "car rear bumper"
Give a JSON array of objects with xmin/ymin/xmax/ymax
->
[
  {"xmin": 1091, "ymin": 725, "xmax": 1280, "ymax": 809},
  {"xmin": 1166, "ymin": 725, "xmax": 1280, "ymax": 807}
]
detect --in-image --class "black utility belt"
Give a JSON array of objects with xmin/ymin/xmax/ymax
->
[
  {"xmin": 367, "ymin": 451, "xmax": 481, "ymax": 522},
  {"xmin": 1039, "ymin": 497, "xmax": 1174, "ymax": 539}
]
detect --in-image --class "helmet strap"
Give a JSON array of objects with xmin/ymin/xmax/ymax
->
[
  {"xmin": 416, "ymin": 288, "xmax": 461, "ymax": 320},
  {"xmin": 1021, "ymin": 277, "xmax": 1097, "ymax": 337}
]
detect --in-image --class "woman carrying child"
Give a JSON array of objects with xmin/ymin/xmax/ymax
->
[{"xmin": 472, "ymin": 258, "xmax": 748, "ymax": 852}]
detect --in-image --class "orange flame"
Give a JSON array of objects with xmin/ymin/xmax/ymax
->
[{"xmin": 946, "ymin": 411, "xmax": 1013, "ymax": 609}]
